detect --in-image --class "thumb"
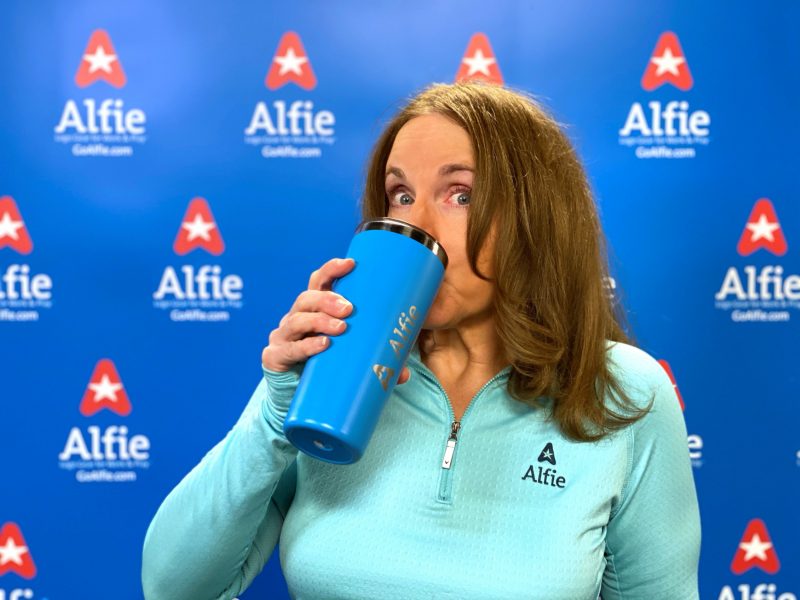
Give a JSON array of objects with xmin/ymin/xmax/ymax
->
[{"xmin": 397, "ymin": 365, "xmax": 411, "ymax": 385}]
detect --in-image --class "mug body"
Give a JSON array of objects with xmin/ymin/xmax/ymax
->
[{"xmin": 284, "ymin": 218, "xmax": 447, "ymax": 464}]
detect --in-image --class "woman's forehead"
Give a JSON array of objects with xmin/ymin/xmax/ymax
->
[
  {"xmin": 394, "ymin": 113, "xmax": 469, "ymax": 143},
  {"xmin": 387, "ymin": 115, "xmax": 474, "ymax": 174}
]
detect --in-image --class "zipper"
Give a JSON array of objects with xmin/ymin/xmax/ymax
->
[
  {"xmin": 441, "ymin": 421, "xmax": 461, "ymax": 469},
  {"xmin": 415, "ymin": 363, "xmax": 511, "ymax": 505}
]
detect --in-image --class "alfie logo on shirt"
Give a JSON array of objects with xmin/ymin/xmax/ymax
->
[
  {"xmin": 58, "ymin": 359, "xmax": 151, "ymax": 484},
  {"xmin": 244, "ymin": 31, "xmax": 335, "ymax": 159},
  {"xmin": 521, "ymin": 442, "xmax": 566, "ymax": 488},
  {"xmin": 53, "ymin": 29, "xmax": 147, "ymax": 157},
  {"xmin": 455, "ymin": 33, "xmax": 503, "ymax": 85},
  {"xmin": 0, "ymin": 196, "xmax": 53, "ymax": 322},
  {"xmin": 618, "ymin": 31, "xmax": 710, "ymax": 159},
  {"xmin": 152, "ymin": 197, "xmax": 243, "ymax": 322},
  {"xmin": 715, "ymin": 198, "xmax": 799, "ymax": 323},
  {"xmin": 0, "ymin": 522, "xmax": 37, "ymax": 600},
  {"xmin": 717, "ymin": 519, "xmax": 796, "ymax": 600}
]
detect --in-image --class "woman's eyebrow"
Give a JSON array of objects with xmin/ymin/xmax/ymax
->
[
  {"xmin": 439, "ymin": 163, "xmax": 474, "ymax": 176},
  {"xmin": 385, "ymin": 164, "xmax": 474, "ymax": 179},
  {"xmin": 385, "ymin": 166, "xmax": 404, "ymax": 179}
]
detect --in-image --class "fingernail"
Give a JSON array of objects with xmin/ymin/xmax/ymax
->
[
  {"xmin": 330, "ymin": 319, "xmax": 345, "ymax": 331},
  {"xmin": 336, "ymin": 298, "xmax": 352, "ymax": 311},
  {"xmin": 318, "ymin": 336, "xmax": 329, "ymax": 347}
]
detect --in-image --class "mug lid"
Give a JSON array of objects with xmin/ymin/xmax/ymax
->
[{"xmin": 356, "ymin": 218, "xmax": 448, "ymax": 268}]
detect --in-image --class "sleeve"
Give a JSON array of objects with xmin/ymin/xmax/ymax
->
[
  {"xmin": 141, "ymin": 364, "xmax": 301, "ymax": 600},
  {"xmin": 600, "ymin": 352, "xmax": 702, "ymax": 600}
]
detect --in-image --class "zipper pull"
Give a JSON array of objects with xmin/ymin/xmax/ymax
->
[{"xmin": 441, "ymin": 421, "xmax": 461, "ymax": 469}]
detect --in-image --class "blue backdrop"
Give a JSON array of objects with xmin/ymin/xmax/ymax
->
[{"xmin": 1, "ymin": 1, "xmax": 798, "ymax": 599}]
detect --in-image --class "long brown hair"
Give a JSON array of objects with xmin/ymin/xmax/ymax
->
[{"xmin": 361, "ymin": 81, "xmax": 650, "ymax": 442}]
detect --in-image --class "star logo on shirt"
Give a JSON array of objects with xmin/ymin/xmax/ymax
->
[
  {"xmin": 79, "ymin": 359, "xmax": 132, "ymax": 416},
  {"xmin": 173, "ymin": 197, "xmax": 225, "ymax": 255},
  {"xmin": 537, "ymin": 442, "xmax": 557, "ymax": 465},
  {"xmin": 641, "ymin": 32, "xmax": 693, "ymax": 91},
  {"xmin": 0, "ymin": 196, "xmax": 33, "ymax": 254},
  {"xmin": 730, "ymin": 519, "xmax": 780, "ymax": 574},
  {"xmin": 75, "ymin": 29, "xmax": 127, "ymax": 88},
  {"xmin": 736, "ymin": 198, "xmax": 787, "ymax": 256},
  {"xmin": 265, "ymin": 32, "xmax": 317, "ymax": 90},
  {"xmin": 0, "ymin": 522, "xmax": 37, "ymax": 579},
  {"xmin": 455, "ymin": 33, "xmax": 503, "ymax": 85}
]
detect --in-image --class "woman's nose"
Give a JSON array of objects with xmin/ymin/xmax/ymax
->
[{"xmin": 403, "ymin": 199, "xmax": 438, "ymax": 239}]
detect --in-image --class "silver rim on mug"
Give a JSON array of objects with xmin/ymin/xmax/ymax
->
[{"xmin": 356, "ymin": 217, "xmax": 449, "ymax": 268}]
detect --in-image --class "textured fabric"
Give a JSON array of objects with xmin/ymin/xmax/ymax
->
[{"xmin": 141, "ymin": 341, "xmax": 701, "ymax": 600}]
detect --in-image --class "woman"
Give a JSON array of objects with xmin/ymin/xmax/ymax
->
[{"xmin": 141, "ymin": 82, "xmax": 701, "ymax": 599}]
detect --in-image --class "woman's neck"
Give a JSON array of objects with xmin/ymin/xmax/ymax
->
[{"xmin": 418, "ymin": 318, "xmax": 509, "ymax": 382}]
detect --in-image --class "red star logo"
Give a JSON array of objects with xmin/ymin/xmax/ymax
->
[
  {"xmin": 731, "ymin": 519, "xmax": 780, "ymax": 575},
  {"xmin": 80, "ymin": 359, "xmax": 132, "ymax": 417},
  {"xmin": 173, "ymin": 197, "xmax": 224, "ymax": 256},
  {"xmin": 265, "ymin": 32, "xmax": 317, "ymax": 90},
  {"xmin": 75, "ymin": 29, "xmax": 127, "ymax": 88},
  {"xmin": 641, "ymin": 32, "xmax": 693, "ymax": 91},
  {"xmin": 455, "ymin": 33, "xmax": 503, "ymax": 85},
  {"xmin": 0, "ymin": 196, "xmax": 33, "ymax": 254},
  {"xmin": 0, "ymin": 522, "xmax": 37, "ymax": 579},
  {"xmin": 736, "ymin": 198, "xmax": 787, "ymax": 256}
]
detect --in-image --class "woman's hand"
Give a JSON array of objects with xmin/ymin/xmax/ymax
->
[{"xmin": 261, "ymin": 257, "xmax": 411, "ymax": 384}]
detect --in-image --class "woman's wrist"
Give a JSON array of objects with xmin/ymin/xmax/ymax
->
[{"xmin": 261, "ymin": 363, "xmax": 302, "ymax": 421}]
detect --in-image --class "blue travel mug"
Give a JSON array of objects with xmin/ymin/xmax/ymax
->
[{"xmin": 283, "ymin": 217, "xmax": 448, "ymax": 464}]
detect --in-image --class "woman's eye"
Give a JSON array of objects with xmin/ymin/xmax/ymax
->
[
  {"xmin": 390, "ymin": 191, "xmax": 414, "ymax": 205},
  {"xmin": 449, "ymin": 190, "xmax": 471, "ymax": 206}
]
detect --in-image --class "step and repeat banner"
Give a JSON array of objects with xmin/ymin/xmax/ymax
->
[{"xmin": 1, "ymin": 2, "xmax": 797, "ymax": 599}]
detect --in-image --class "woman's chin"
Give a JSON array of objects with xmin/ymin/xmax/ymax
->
[{"xmin": 421, "ymin": 305, "xmax": 454, "ymax": 330}]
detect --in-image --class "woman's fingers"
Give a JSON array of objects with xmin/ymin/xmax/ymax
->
[
  {"xmin": 262, "ymin": 257, "xmax": 356, "ymax": 373},
  {"xmin": 271, "ymin": 310, "xmax": 347, "ymax": 344},
  {"xmin": 262, "ymin": 335, "xmax": 330, "ymax": 371},
  {"xmin": 308, "ymin": 257, "xmax": 355, "ymax": 291},
  {"xmin": 263, "ymin": 254, "xmax": 413, "ymax": 386},
  {"xmin": 289, "ymin": 289, "xmax": 352, "ymax": 318}
]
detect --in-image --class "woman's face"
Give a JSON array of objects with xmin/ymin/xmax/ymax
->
[{"xmin": 385, "ymin": 113, "xmax": 495, "ymax": 330}]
